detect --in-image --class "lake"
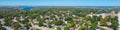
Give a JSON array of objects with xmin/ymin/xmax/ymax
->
[{"xmin": 19, "ymin": 6, "xmax": 120, "ymax": 10}]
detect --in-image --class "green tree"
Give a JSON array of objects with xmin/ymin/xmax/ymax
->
[
  {"xmin": 21, "ymin": 18, "xmax": 29, "ymax": 24},
  {"xmin": 12, "ymin": 22, "xmax": 21, "ymax": 30},
  {"xmin": 65, "ymin": 17, "xmax": 73, "ymax": 21},
  {"xmin": 57, "ymin": 27, "xmax": 61, "ymax": 30},
  {"xmin": 90, "ymin": 21, "xmax": 98, "ymax": 30},
  {"xmin": 100, "ymin": 18, "xmax": 107, "ymax": 26},
  {"xmin": 64, "ymin": 27, "xmax": 69, "ymax": 30},
  {"xmin": 4, "ymin": 16, "xmax": 13, "ymax": 26},
  {"xmin": 70, "ymin": 20, "xmax": 75, "ymax": 27},
  {"xmin": 38, "ymin": 22, "xmax": 43, "ymax": 27},
  {"xmin": 79, "ymin": 26, "xmax": 87, "ymax": 30},
  {"xmin": 0, "ymin": 27, "xmax": 6, "ymax": 30},
  {"xmin": 24, "ymin": 23, "xmax": 31, "ymax": 27},
  {"xmin": 54, "ymin": 20, "xmax": 63, "ymax": 26},
  {"xmin": 111, "ymin": 16, "xmax": 119, "ymax": 30}
]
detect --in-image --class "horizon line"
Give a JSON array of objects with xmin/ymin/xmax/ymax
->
[{"xmin": 0, "ymin": 5, "xmax": 120, "ymax": 6}]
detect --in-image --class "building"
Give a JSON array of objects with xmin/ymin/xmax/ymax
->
[{"xmin": 118, "ymin": 12, "xmax": 120, "ymax": 30}]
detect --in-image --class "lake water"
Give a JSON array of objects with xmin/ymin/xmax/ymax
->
[{"xmin": 20, "ymin": 6, "xmax": 120, "ymax": 10}]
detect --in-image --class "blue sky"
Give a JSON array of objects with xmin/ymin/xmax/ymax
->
[{"xmin": 0, "ymin": 0, "xmax": 120, "ymax": 6}]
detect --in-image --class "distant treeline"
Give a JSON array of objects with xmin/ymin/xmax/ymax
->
[{"xmin": 0, "ymin": 8, "xmax": 22, "ymax": 18}]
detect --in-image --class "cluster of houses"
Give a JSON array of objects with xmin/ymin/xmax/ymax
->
[
  {"xmin": 0, "ymin": 11, "xmax": 120, "ymax": 30},
  {"xmin": 87, "ymin": 11, "xmax": 119, "ymax": 30}
]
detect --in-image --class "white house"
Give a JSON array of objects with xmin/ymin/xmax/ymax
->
[{"xmin": 118, "ymin": 12, "xmax": 120, "ymax": 30}]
